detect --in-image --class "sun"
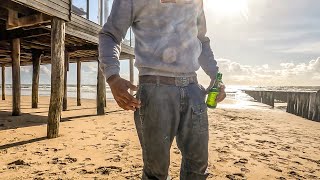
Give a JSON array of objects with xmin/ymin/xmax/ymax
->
[{"xmin": 205, "ymin": 0, "xmax": 249, "ymax": 19}]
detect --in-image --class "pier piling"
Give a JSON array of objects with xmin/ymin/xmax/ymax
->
[
  {"xmin": 47, "ymin": 17, "xmax": 65, "ymax": 139},
  {"xmin": 97, "ymin": 61, "xmax": 106, "ymax": 115},
  {"xmin": 129, "ymin": 57, "xmax": 134, "ymax": 95},
  {"xmin": 77, "ymin": 59, "xmax": 81, "ymax": 106},
  {"xmin": 11, "ymin": 38, "xmax": 21, "ymax": 116},
  {"xmin": 32, "ymin": 50, "xmax": 42, "ymax": 108},
  {"xmin": 63, "ymin": 51, "xmax": 69, "ymax": 111},
  {"xmin": 1, "ymin": 64, "xmax": 5, "ymax": 100}
]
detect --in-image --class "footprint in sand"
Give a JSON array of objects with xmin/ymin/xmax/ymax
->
[
  {"xmin": 268, "ymin": 164, "xmax": 283, "ymax": 173},
  {"xmin": 240, "ymin": 168, "xmax": 250, "ymax": 173},
  {"xmin": 226, "ymin": 173, "xmax": 246, "ymax": 180},
  {"xmin": 216, "ymin": 146, "xmax": 231, "ymax": 154},
  {"xmin": 278, "ymin": 145, "xmax": 291, "ymax": 152},
  {"xmin": 34, "ymin": 177, "xmax": 45, "ymax": 180},
  {"xmin": 78, "ymin": 169, "xmax": 95, "ymax": 175},
  {"xmin": 95, "ymin": 166, "xmax": 122, "ymax": 175},
  {"xmin": 32, "ymin": 151, "xmax": 44, "ymax": 156},
  {"xmin": 288, "ymin": 171, "xmax": 305, "ymax": 179},
  {"xmin": 305, "ymin": 174, "xmax": 319, "ymax": 179},
  {"xmin": 7, "ymin": 160, "xmax": 30, "ymax": 169},
  {"xmin": 50, "ymin": 157, "xmax": 77, "ymax": 165},
  {"xmin": 234, "ymin": 158, "xmax": 248, "ymax": 166},
  {"xmin": 65, "ymin": 157, "xmax": 77, "ymax": 163},
  {"xmin": 105, "ymin": 155, "xmax": 121, "ymax": 162}
]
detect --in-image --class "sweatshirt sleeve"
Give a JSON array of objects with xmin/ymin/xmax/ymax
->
[
  {"xmin": 98, "ymin": 0, "xmax": 133, "ymax": 80},
  {"xmin": 197, "ymin": 1, "xmax": 219, "ymax": 79}
]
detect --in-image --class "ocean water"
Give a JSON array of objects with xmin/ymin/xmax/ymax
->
[{"xmin": 1, "ymin": 84, "xmax": 319, "ymax": 102}]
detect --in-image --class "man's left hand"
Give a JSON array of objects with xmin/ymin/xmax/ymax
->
[
  {"xmin": 216, "ymin": 84, "xmax": 226, "ymax": 103},
  {"xmin": 205, "ymin": 78, "xmax": 227, "ymax": 103}
]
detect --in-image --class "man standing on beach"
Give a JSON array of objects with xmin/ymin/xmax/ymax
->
[{"xmin": 99, "ymin": 0, "xmax": 226, "ymax": 179}]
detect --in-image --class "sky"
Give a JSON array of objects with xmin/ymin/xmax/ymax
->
[{"xmin": 1, "ymin": 0, "xmax": 319, "ymax": 87}]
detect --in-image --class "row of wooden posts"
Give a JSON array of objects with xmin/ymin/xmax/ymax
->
[
  {"xmin": 0, "ymin": 53, "xmax": 96, "ymax": 108},
  {"xmin": 0, "ymin": 18, "xmax": 119, "ymax": 139},
  {"xmin": 244, "ymin": 90, "xmax": 320, "ymax": 121}
]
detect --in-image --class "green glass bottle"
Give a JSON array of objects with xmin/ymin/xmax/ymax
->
[{"xmin": 206, "ymin": 72, "xmax": 223, "ymax": 109}]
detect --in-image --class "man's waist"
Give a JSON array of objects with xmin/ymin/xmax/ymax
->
[{"xmin": 139, "ymin": 75, "xmax": 198, "ymax": 87}]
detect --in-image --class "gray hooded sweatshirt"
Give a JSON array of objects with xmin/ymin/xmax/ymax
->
[{"xmin": 99, "ymin": 0, "xmax": 218, "ymax": 80}]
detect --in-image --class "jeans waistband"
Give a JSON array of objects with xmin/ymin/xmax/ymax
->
[{"xmin": 139, "ymin": 75, "xmax": 198, "ymax": 87}]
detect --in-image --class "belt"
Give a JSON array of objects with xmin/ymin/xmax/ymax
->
[{"xmin": 139, "ymin": 75, "xmax": 198, "ymax": 86}]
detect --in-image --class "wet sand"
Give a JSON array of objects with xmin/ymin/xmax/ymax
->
[{"xmin": 0, "ymin": 96, "xmax": 319, "ymax": 179}]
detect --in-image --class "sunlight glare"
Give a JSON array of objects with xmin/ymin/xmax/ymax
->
[{"xmin": 205, "ymin": 0, "xmax": 249, "ymax": 19}]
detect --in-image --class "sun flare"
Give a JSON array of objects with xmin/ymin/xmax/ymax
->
[{"xmin": 205, "ymin": 0, "xmax": 249, "ymax": 19}]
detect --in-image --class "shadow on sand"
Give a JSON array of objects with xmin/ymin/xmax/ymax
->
[{"xmin": 0, "ymin": 105, "xmax": 125, "ymax": 150}]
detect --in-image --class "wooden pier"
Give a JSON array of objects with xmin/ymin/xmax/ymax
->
[
  {"xmin": 0, "ymin": 0, "xmax": 135, "ymax": 138},
  {"xmin": 244, "ymin": 90, "xmax": 320, "ymax": 122}
]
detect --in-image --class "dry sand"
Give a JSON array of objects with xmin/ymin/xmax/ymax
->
[{"xmin": 0, "ymin": 96, "xmax": 319, "ymax": 180}]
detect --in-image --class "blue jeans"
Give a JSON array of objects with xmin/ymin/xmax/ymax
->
[{"xmin": 134, "ymin": 80, "xmax": 209, "ymax": 180}]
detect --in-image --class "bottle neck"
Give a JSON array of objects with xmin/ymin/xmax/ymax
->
[{"xmin": 213, "ymin": 78, "xmax": 221, "ymax": 88}]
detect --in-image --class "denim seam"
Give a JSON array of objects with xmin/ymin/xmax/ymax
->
[{"xmin": 138, "ymin": 85, "xmax": 149, "ymax": 169}]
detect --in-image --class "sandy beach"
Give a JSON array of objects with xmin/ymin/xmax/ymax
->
[{"xmin": 0, "ymin": 96, "xmax": 319, "ymax": 180}]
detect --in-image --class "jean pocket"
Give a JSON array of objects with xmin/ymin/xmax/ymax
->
[
  {"xmin": 197, "ymin": 83, "xmax": 207, "ymax": 97},
  {"xmin": 192, "ymin": 103, "xmax": 208, "ymax": 133}
]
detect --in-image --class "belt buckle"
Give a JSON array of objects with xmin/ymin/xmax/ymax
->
[{"xmin": 175, "ymin": 77, "xmax": 189, "ymax": 87}]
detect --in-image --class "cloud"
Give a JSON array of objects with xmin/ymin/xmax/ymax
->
[
  {"xmin": 21, "ymin": 66, "xmax": 31, "ymax": 73},
  {"xmin": 272, "ymin": 41, "xmax": 320, "ymax": 54},
  {"xmin": 40, "ymin": 66, "xmax": 51, "ymax": 77},
  {"xmin": 82, "ymin": 62, "xmax": 98, "ymax": 75},
  {"xmin": 197, "ymin": 57, "xmax": 320, "ymax": 86}
]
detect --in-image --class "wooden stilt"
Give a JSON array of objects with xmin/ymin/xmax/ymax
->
[
  {"xmin": 63, "ymin": 51, "xmax": 69, "ymax": 111},
  {"xmin": 315, "ymin": 91, "xmax": 320, "ymax": 121},
  {"xmin": 129, "ymin": 57, "xmax": 134, "ymax": 95},
  {"xmin": 32, "ymin": 50, "xmax": 42, "ymax": 108},
  {"xmin": 11, "ymin": 38, "xmax": 21, "ymax": 116},
  {"xmin": 97, "ymin": 61, "xmax": 106, "ymax": 115},
  {"xmin": 47, "ymin": 17, "xmax": 65, "ymax": 139},
  {"xmin": 77, "ymin": 59, "xmax": 81, "ymax": 106},
  {"xmin": 1, "ymin": 64, "xmax": 5, "ymax": 100}
]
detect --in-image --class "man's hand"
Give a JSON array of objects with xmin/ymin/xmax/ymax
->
[
  {"xmin": 206, "ymin": 78, "xmax": 227, "ymax": 103},
  {"xmin": 216, "ymin": 84, "xmax": 226, "ymax": 103},
  {"xmin": 107, "ymin": 75, "xmax": 141, "ymax": 111}
]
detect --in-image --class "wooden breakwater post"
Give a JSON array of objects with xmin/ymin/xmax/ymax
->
[
  {"xmin": 245, "ymin": 90, "xmax": 261, "ymax": 102},
  {"xmin": 244, "ymin": 90, "xmax": 274, "ymax": 107},
  {"xmin": 274, "ymin": 91, "xmax": 288, "ymax": 102},
  {"xmin": 286, "ymin": 92, "xmax": 319, "ymax": 121},
  {"xmin": 262, "ymin": 91, "xmax": 274, "ymax": 107},
  {"xmin": 244, "ymin": 90, "xmax": 320, "ymax": 122}
]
